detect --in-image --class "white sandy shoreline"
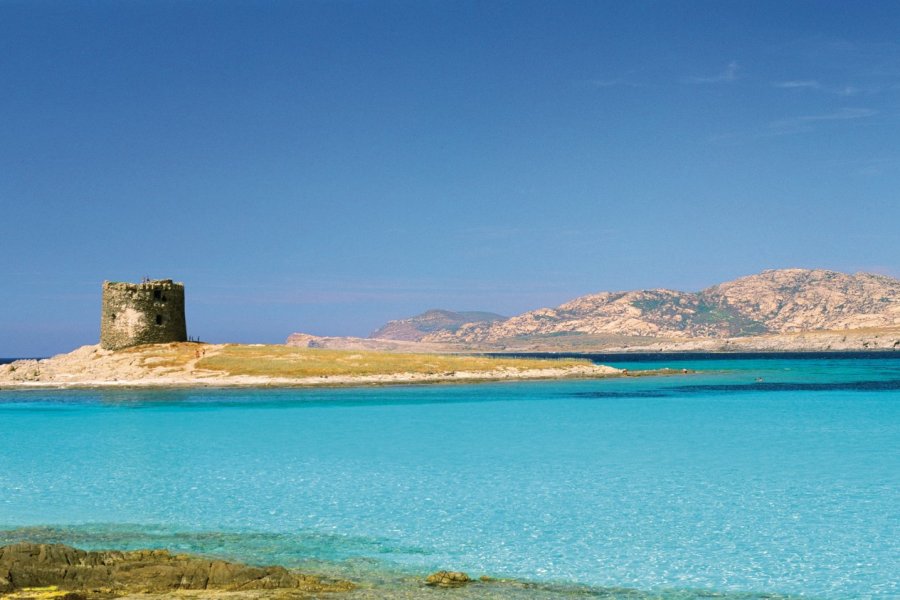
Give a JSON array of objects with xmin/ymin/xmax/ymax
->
[{"xmin": 0, "ymin": 367, "xmax": 623, "ymax": 390}]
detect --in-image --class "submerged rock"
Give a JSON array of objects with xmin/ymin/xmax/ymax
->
[
  {"xmin": 425, "ymin": 570, "xmax": 471, "ymax": 587},
  {"xmin": 0, "ymin": 543, "xmax": 353, "ymax": 595}
]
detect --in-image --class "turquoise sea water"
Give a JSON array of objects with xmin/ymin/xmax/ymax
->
[{"xmin": 1, "ymin": 354, "xmax": 898, "ymax": 598}]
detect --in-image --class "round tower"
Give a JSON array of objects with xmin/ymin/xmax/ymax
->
[{"xmin": 100, "ymin": 279, "xmax": 187, "ymax": 350}]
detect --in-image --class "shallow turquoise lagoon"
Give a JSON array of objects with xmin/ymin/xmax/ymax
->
[{"xmin": 1, "ymin": 355, "xmax": 898, "ymax": 598}]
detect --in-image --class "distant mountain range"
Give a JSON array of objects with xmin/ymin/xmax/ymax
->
[{"xmin": 369, "ymin": 269, "xmax": 900, "ymax": 347}]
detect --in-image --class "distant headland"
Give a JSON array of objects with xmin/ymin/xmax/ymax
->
[{"xmin": 292, "ymin": 269, "xmax": 900, "ymax": 353}]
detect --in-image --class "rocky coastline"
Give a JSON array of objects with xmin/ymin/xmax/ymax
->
[{"xmin": 293, "ymin": 326, "xmax": 900, "ymax": 353}]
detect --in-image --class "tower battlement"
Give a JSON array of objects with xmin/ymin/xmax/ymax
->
[{"xmin": 100, "ymin": 279, "xmax": 187, "ymax": 350}]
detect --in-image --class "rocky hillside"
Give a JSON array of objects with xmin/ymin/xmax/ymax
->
[
  {"xmin": 703, "ymin": 269, "xmax": 899, "ymax": 332},
  {"xmin": 418, "ymin": 269, "xmax": 900, "ymax": 344},
  {"xmin": 370, "ymin": 309, "xmax": 506, "ymax": 341}
]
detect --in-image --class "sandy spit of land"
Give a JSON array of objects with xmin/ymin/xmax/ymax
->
[{"xmin": 0, "ymin": 343, "xmax": 622, "ymax": 390}]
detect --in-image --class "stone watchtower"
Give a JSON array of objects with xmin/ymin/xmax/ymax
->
[{"xmin": 100, "ymin": 279, "xmax": 187, "ymax": 350}]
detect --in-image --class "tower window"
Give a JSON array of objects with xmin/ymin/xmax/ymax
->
[
  {"xmin": 156, "ymin": 314, "xmax": 163, "ymax": 325},
  {"xmin": 153, "ymin": 290, "xmax": 162, "ymax": 300}
]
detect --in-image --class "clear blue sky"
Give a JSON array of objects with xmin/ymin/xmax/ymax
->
[{"xmin": 2, "ymin": 1, "xmax": 898, "ymax": 356}]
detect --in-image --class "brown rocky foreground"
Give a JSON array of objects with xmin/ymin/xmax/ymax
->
[
  {"xmin": 0, "ymin": 544, "xmax": 543, "ymax": 600},
  {"xmin": 0, "ymin": 543, "xmax": 353, "ymax": 598}
]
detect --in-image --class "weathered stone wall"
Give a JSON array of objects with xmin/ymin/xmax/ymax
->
[{"xmin": 100, "ymin": 279, "xmax": 187, "ymax": 350}]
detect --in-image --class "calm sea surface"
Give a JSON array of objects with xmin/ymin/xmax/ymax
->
[{"xmin": 1, "ymin": 353, "xmax": 897, "ymax": 599}]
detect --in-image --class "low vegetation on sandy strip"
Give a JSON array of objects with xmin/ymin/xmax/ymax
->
[{"xmin": 196, "ymin": 344, "xmax": 593, "ymax": 378}]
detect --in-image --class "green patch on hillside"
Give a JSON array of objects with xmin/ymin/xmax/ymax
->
[
  {"xmin": 692, "ymin": 302, "xmax": 734, "ymax": 324},
  {"xmin": 631, "ymin": 298, "xmax": 666, "ymax": 312},
  {"xmin": 694, "ymin": 301, "xmax": 768, "ymax": 335}
]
